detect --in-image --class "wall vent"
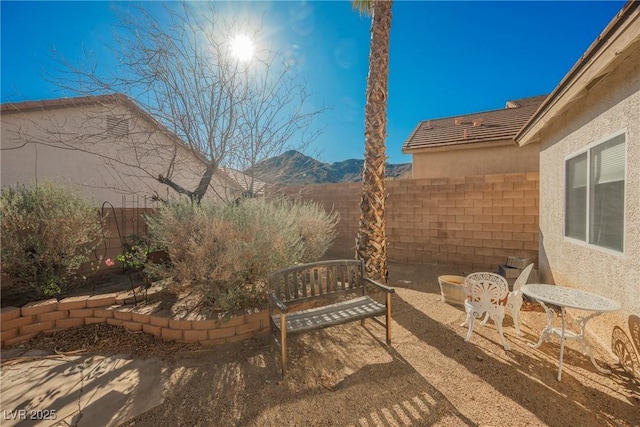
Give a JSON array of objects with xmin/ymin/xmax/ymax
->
[
  {"xmin": 585, "ymin": 73, "xmax": 608, "ymax": 91},
  {"xmin": 107, "ymin": 115, "xmax": 129, "ymax": 138}
]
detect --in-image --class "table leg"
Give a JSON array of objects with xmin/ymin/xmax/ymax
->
[
  {"xmin": 532, "ymin": 305, "xmax": 610, "ymax": 379},
  {"xmin": 558, "ymin": 307, "xmax": 566, "ymax": 381},
  {"xmin": 528, "ymin": 300, "xmax": 556, "ymax": 349},
  {"xmin": 576, "ymin": 312, "xmax": 611, "ymax": 374}
]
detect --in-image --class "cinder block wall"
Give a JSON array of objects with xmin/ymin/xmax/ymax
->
[{"xmin": 276, "ymin": 172, "xmax": 539, "ymax": 271}]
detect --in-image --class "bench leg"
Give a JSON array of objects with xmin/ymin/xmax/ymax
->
[
  {"xmin": 386, "ymin": 293, "xmax": 392, "ymax": 345},
  {"xmin": 280, "ymin": 314, "xmax": 287, "ymax": 379}
]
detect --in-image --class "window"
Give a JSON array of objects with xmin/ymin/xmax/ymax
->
[{"xmin": 565, "ymin": 133, "xmax": 625, "ymax": 252}]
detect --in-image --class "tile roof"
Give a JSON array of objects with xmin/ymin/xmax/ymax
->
[
  {"xmin": 221, "ymin": 167, "xmax": 267, "ymax": 195},
  {"xmin": 402, "ymin": 95, "xmax": 547, "ymax": 152}
]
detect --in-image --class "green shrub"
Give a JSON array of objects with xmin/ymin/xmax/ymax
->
[
  {"xmin": 0, "ymin": 181, "xmax": 104, "ymax": 299},
  {"xmin": 145, "ymin": 197, "xmax": 338, "ymax": 315},
  {"xmin": 114, "ymin": 235, "xmax": 148, "ymax": 271}
]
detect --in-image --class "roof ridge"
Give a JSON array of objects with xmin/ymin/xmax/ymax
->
[{"xmin": 417, "ymin": 95, "xmax": 547, "ymax": 124}]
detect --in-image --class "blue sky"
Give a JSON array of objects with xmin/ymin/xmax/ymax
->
[{"xmin": 1, "ymin": 1, "xmax": 627, "ymax": 164}]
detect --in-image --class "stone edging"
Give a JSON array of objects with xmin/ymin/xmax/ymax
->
[{"xmin": 0, "ymin": 288, "xmax": 270, "ymax": 348}]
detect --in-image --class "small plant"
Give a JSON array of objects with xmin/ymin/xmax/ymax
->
[{"xmin": 115, "ymin": 234, "xmax": 150, "ymax": 271}]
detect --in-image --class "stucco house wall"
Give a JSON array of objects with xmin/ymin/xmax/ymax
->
[
  {"xmin": 516, "ymin": 1, "xmax": 640, "ymax": 375},
  {"xmin": 535, "ymin": 42, "xmax": 640, "ymax": 352},
  {"xmin": 411, "ymin": 140, "xmax": 539, "ymax": 179},
  {"xmin": 1, "ymin": 96, "xmax": 240, "ymax": 207}
]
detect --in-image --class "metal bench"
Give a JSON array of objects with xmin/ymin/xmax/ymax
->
[{"xmin": 268, "ymin": 259, "xmax": 394, "ymax": 378}]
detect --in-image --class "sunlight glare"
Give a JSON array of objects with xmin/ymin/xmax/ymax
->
[{"xmin": 230, "ymin": 35, "xmax": 255, "ymax": 62}]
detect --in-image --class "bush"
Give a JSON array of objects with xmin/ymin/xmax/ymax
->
[
  {"xmin": 145, "ymin": 197, "xmax": 338, "ymax": 315},
  {"xmin": 0, "ymin": 181, "xmax": 104, "ymax": 299}
]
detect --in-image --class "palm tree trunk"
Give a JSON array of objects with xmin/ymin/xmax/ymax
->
[{"xmin": 356, "ymin": 0, "xmax": 392, "ymax": 283}]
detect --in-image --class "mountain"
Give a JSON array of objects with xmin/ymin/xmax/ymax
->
[{"xmin": 245, "ymin": 150, "xmax": 412, "ymax": 185}]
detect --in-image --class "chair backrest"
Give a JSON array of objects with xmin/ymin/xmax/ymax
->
[
  {"xmin": 512, "ymin": 264, "xmax": 534, "ymax": 291},
  {"xmin": 464, "ymin": 272, "xmax": 509, "ymax": 307},
  {"xmin": 268, "ymin": 259, "xmax": 365, "ymax": 305}
]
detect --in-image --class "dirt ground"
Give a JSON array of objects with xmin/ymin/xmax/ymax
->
[{"xmin": 9, "ymin": 262, "xmax": 640, "ymax": 426}]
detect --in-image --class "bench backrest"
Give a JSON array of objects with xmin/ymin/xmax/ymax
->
[{"xmin": 268, "ymin": 259, "xmax": 366, "ymax": 305}]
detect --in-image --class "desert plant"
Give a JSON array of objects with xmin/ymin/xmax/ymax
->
[
  {"xmin": 114, "ymin": 234, "xmax": 149, "ymax": 271},
  {"xmin": 144, "ymin": 197, "xmax": 338, "ymax": 315},
  {"xmin": 288, "ymin": 199, "xmax": 339, "ymax": 262},
  {"xmin": 0, "ymin": 181, "xmax": 104, "ymax": 299}
]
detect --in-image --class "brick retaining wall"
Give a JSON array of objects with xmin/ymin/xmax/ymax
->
[{"xmin": 0, "ymin": 289, "xmax": 270, "ymax": 349}]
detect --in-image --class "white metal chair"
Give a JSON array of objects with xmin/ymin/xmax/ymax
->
[
  {"xmin": 461, "ymin": 272, "xmax": 511, "ymax": 351},
  {"xmin": 481, "ymin": 263, "xmax": 534, "ymax": 336}
]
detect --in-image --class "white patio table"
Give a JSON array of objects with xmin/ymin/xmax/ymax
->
[{"xmin": 521, "ymin": 284, "xmax": 621, "ymax": 381}]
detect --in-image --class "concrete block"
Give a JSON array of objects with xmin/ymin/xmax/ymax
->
[
  {"xmin": 183, "ymin": 329, "xmax": 208, "ymax": 342},
  {"xmin": 2, "ymin": 315, "xmax": 35, "ymax": 332},
  {"xmin": 0, "ymin": 328, "xmax": 19, "ymax": 345},
  {"xmin": 87, "ymin": 294, "xmax": 117, "ymax": 308},
  {"xmin": 57, "ymin": 296, "xmax": 88, "ymax": 311},
  {"xmin": 107, "ymin": 318, "xmax": 124, "ymax": 327},
  {"xmin": 3, "ymin": 333, "xmax": 36, "ymax": 347},
  {"xmin": 114, "ymin": 307, "xmax": 134, "ymax": 321},
  {"xmin": 499, "ymin": 264, "xmax": 522, "ymax": 279},
  {"xmin": 130, "ymin": 309, "xmax": 151, "ymax": 324},
  {"xmin": 21, "ymin": 299, "xmax": 58, "ymax": 316},
  {"xmin": 507, "ymin": 256, "xmax": 532, "ymax": 269},
  {"xmin": 20, "ymin": 321, "xmax": 55, "ymax": 335},
  {"xmin": 37, "ymin": 310, "xmax": 68, "ymax": 322},
  {"xmin": 161, "ymin": 328, "xmax": 183, "ymax": 341},
  {"xmin": 168, "ymin": 319, "xmax": 192, "ymax": 330},
  {"xmin": 69, "ymin": 308, "xmax": 94, "ymax": 318},
  {"xmin": 93, "ymin": 306, "xmax": 117, "ymax": 318},
  {"xmin": 142, "ymin": 324, "xmax": 162, "ymax": 337},
  {"xmin": 1, "ymin": 307, "xmax": 22, "ymax": 323}
]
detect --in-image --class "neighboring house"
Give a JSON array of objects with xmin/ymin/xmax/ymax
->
[
  {"xmin": 221, "ymin": 167, "xmax": 268, "ymax": 197},
  {"xmin": 1, "ymin": 94, "xmax": 242, "ymax": 207},
  {"xmin": 402, "ymin": 95, "xmax": 546, "ymax": 179},
  {"xmin": 516, "ymin": 1, "xmax": 640, "ymax": 376}
]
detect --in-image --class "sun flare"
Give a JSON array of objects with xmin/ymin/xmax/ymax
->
[{"xmin": 230, "ymin": 35, "xmax": 255, "ymax": 62}]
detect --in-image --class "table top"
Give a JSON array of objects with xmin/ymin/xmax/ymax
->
[{"xmin": 521, "ymin": 284, "xmax": 621, "ymax": 312}]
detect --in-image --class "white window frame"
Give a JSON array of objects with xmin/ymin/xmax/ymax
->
[{"xmin": 563, "ymin": 129, "xmax": 626, "ymax": 255}]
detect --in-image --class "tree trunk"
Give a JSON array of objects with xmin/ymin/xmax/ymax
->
[{"xmin": 356, "ymin": 0, "xmax": 391, "ymax": 283}]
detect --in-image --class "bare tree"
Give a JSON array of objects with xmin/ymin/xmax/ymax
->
[{"xmin": 37, "ymin": 2, "xmax": 324, "ymax": 202}]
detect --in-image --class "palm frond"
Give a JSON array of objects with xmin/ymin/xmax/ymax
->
[{"xmin": 352, "ymin": 0, "xmax": 373, "ymax": 17}]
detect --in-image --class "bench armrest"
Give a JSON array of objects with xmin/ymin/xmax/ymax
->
[
  {"xmin": 268, "ymin": 292, "xmax": 289, "ymax": 313},
  {"xmin": 364, "ymin": 277, "xmax": 395, "ymax": 293}
]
